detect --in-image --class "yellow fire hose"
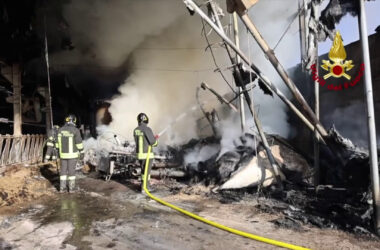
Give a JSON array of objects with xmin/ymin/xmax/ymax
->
[{"xmin": 143, "ymin": 146, "xmax": 311, "ymax": 250}]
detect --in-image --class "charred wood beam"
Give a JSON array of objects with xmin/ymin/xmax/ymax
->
[
  {"xmin": 1, "ymin": 64, "xmax": 22, "ymax": 135},
  {"xmin": 0, "ymin": 118, "xmax": 46, "ymax": 127},
  {"xmin": 232, "ymin": 12, "xmax": 246, "ymax": 132}
]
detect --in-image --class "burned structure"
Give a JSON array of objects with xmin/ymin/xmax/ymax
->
[
  {"xmin": 1, "ymin": 0, "xmax": 380, "ymax": 249},
  {"xmin": 183, "ymin": 0, "xmax": 380, "ymax": 235}
]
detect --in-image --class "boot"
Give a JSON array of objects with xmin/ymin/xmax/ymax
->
[
  {"xmin": 68, "ymin": 179, "xmax": 76, "ymax": 193},
  {"xmin": 141, "ymin": 181, "xmax": 154, "ymax": 195},
  {"xmin": 59, "ymin": 180, "xmax": 67, "ymax": 193},
  {"xmin": 141, "ymin": 175, "xmax": 146, "ymax": 194},
  {"xmin": 140, "ymin": 182, "xmax": 147, "ymax": 195}
]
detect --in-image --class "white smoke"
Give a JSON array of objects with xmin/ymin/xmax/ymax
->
[
  {"xmin": 108, "ymin": 8, "xmax": 230, "ymax": 145},
  {"xmin": 59, "ymin": 0, "xmax": 302, "ymax": 151},
  {"xmin": 51, "ymin": 0, "xmax": 185, "ymax": 67},
  {"xmin": 217, "ymin": 112, "xmax": 244, "ymax": 157},
  {"xmin": 184, "ymin": 144, "xmax": 220, "ymax": 167},
  {"xmin": 238, "ymin": 0, "xmax": 302, "ymax": 137},
  {"xmin": 83, "ymin": 125, "xmax": 134, "ymax": 166},
  {"xmin": 83, "ymin": 125, "xmax": 129, "ymax": 152},
  {"xmin": 108, "ymin": 0, "xmax": 302, "ymax": 145},
  {"xmin": 322, "ymin": 101, "xmax": 377, "ymax": 148}
]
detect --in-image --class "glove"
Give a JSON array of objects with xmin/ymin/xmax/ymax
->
[{"xmin": 155, "ymin": 134, "xmax": 160, "ymax": 139}]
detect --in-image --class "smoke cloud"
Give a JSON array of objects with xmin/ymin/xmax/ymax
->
[
  {"xmin": 59, "ymin": 0, "xmax": 303, "ymax": 146},
  {"xmin": 106, "ymin": 2, "xmax": 231, "ymax": 145},
  {"xmin": 52, "ymin": 0, "xmax": 185, "ymax": 67}
]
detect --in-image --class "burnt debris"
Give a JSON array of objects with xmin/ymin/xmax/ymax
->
[
  {"xmin": 320, "ymin": 0, "xmax": 360, "ymax": 31},
  {"xmin": 213, "ymin": 184, "xmax": 375, "ymax": 236},
  {"xmin": 181, "ymin": 133, "xmax": 310, "ymax": 188}
]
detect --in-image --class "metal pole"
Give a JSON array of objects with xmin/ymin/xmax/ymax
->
[
  {"xmin": 233, "ymin": 12, "xmax": 246, "ymax": 132},
  {"xmin": 183, "ymin": 0, "xmax": 319, "ymax": 138},
  {"xmin": 313, "ymin": 57, "xmax": 320, "ymax": 186},
  {"xmin": 12, "ymin": 64, "xmax": 22, "ymax": 136},
  {"xmin": 44, "ymin": 15, "xmax": 53, "ymax": 130},
  {"xmin": 44, "ymin": 87, "xmax": 52, "ymax": 133},
  {"xmin": 298, "ymin": 0, "xmax": 307, "ymax": 69},
  {"xmin": 312, "ymin": 1, "xmax": 320, "ymax": 186},
  {"xmin": 358, "ymin": 0, "xmax": 380, "ymax": 235}
]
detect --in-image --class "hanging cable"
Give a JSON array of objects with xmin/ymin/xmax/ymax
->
[
  {"xmin": 273, "ymin": 8, "xmax": 303, "ymax": 51},
  {"xmin": 247, "ymin": 26, "xmax": 256, "ymax": 134}
]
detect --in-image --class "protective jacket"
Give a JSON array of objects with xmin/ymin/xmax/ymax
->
[
  {"xmin": 134, "ymin": 123, "xmax": 158, "ymax": 160},
  {"xmin": 45, "ymin": 126, "xmax": 59, "ymax": 160},
  {"xmin": 56, "ymin": 123, "xmax": 84, "ymax": 159}
]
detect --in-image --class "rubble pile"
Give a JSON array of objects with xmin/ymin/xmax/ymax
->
[
  {"xmin": 180, "ymin": 133, "xmax": 311, "ymax": 189},
  {"xmin": 215, "ymin": 184, "xmax": 374, "ymax": 235},
  {"xmin": 174, "ymin": 129, "xmax": 377, "ymax": 235},
  {"xmin": 321, "ymin": 127, "xmax": 370, "ymax": 187}
]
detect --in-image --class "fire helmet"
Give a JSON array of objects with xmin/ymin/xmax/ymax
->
[
  {"xmin": 137, "ymin": 113, "xmax": 149, "ymax": 124},
  {"xmin": 65, "ymin": 114, "xmax": 77, "ymax": 125}
]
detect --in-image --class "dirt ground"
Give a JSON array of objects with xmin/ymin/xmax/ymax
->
[
  {"xmin": 0, "ymin": 165, "xmax": 380, "ymax": 250},
  {"xmin": 0, "ymin": 165, "xmax": 54, "ymax": 207}
]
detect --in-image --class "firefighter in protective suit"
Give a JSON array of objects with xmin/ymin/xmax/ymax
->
[
  {"xmin": 133, "ymin": 113, "xmax": 158, "ymax": 193},
  {"xmin": 44, "ymin": 125, "xmax": 60, "ymax": 162},
  {"xmin": 56, "ymin": 114, "xmax": 84, "ymax": 193}
]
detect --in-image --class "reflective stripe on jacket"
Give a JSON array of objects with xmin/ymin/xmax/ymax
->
[
  {"xmin": 45, "ymin": 127, "xmax": 59, "ymax": 159},
  {"xmin": 56, "ymin": 124, "xmax": 83, "ymax": 159},
  {"xmin": 134, "ymin": 123, "xmax": 158, "ymax": 160}
]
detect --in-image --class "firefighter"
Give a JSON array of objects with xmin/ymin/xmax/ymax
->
[
  {"xmin": 56, "ymin": 114, "xmax": 84, "ymax": 193},
  {"xmin": 44, "ymin": 125, "xmax": 60, "ymax": 162},
  {"xmin": 133, "ymin": 113, "xmax": 158, "ymax": 193}
]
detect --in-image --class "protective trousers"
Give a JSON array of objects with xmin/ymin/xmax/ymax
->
[
  {"xmin": 140, "ymin": 159, "xmax": 152, "ymax": 183},
  {"xmin": 45, "ymin": 146, "xmax": 58, "ymax": 161},
  {"xmin": 60, "ymin": 158, "xmax": 77, "ymax": 192}
]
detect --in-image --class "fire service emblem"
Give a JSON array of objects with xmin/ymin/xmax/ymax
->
[{"xmin": 321, "ymin": 31, "xmax": 354, "ymax": 80}]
